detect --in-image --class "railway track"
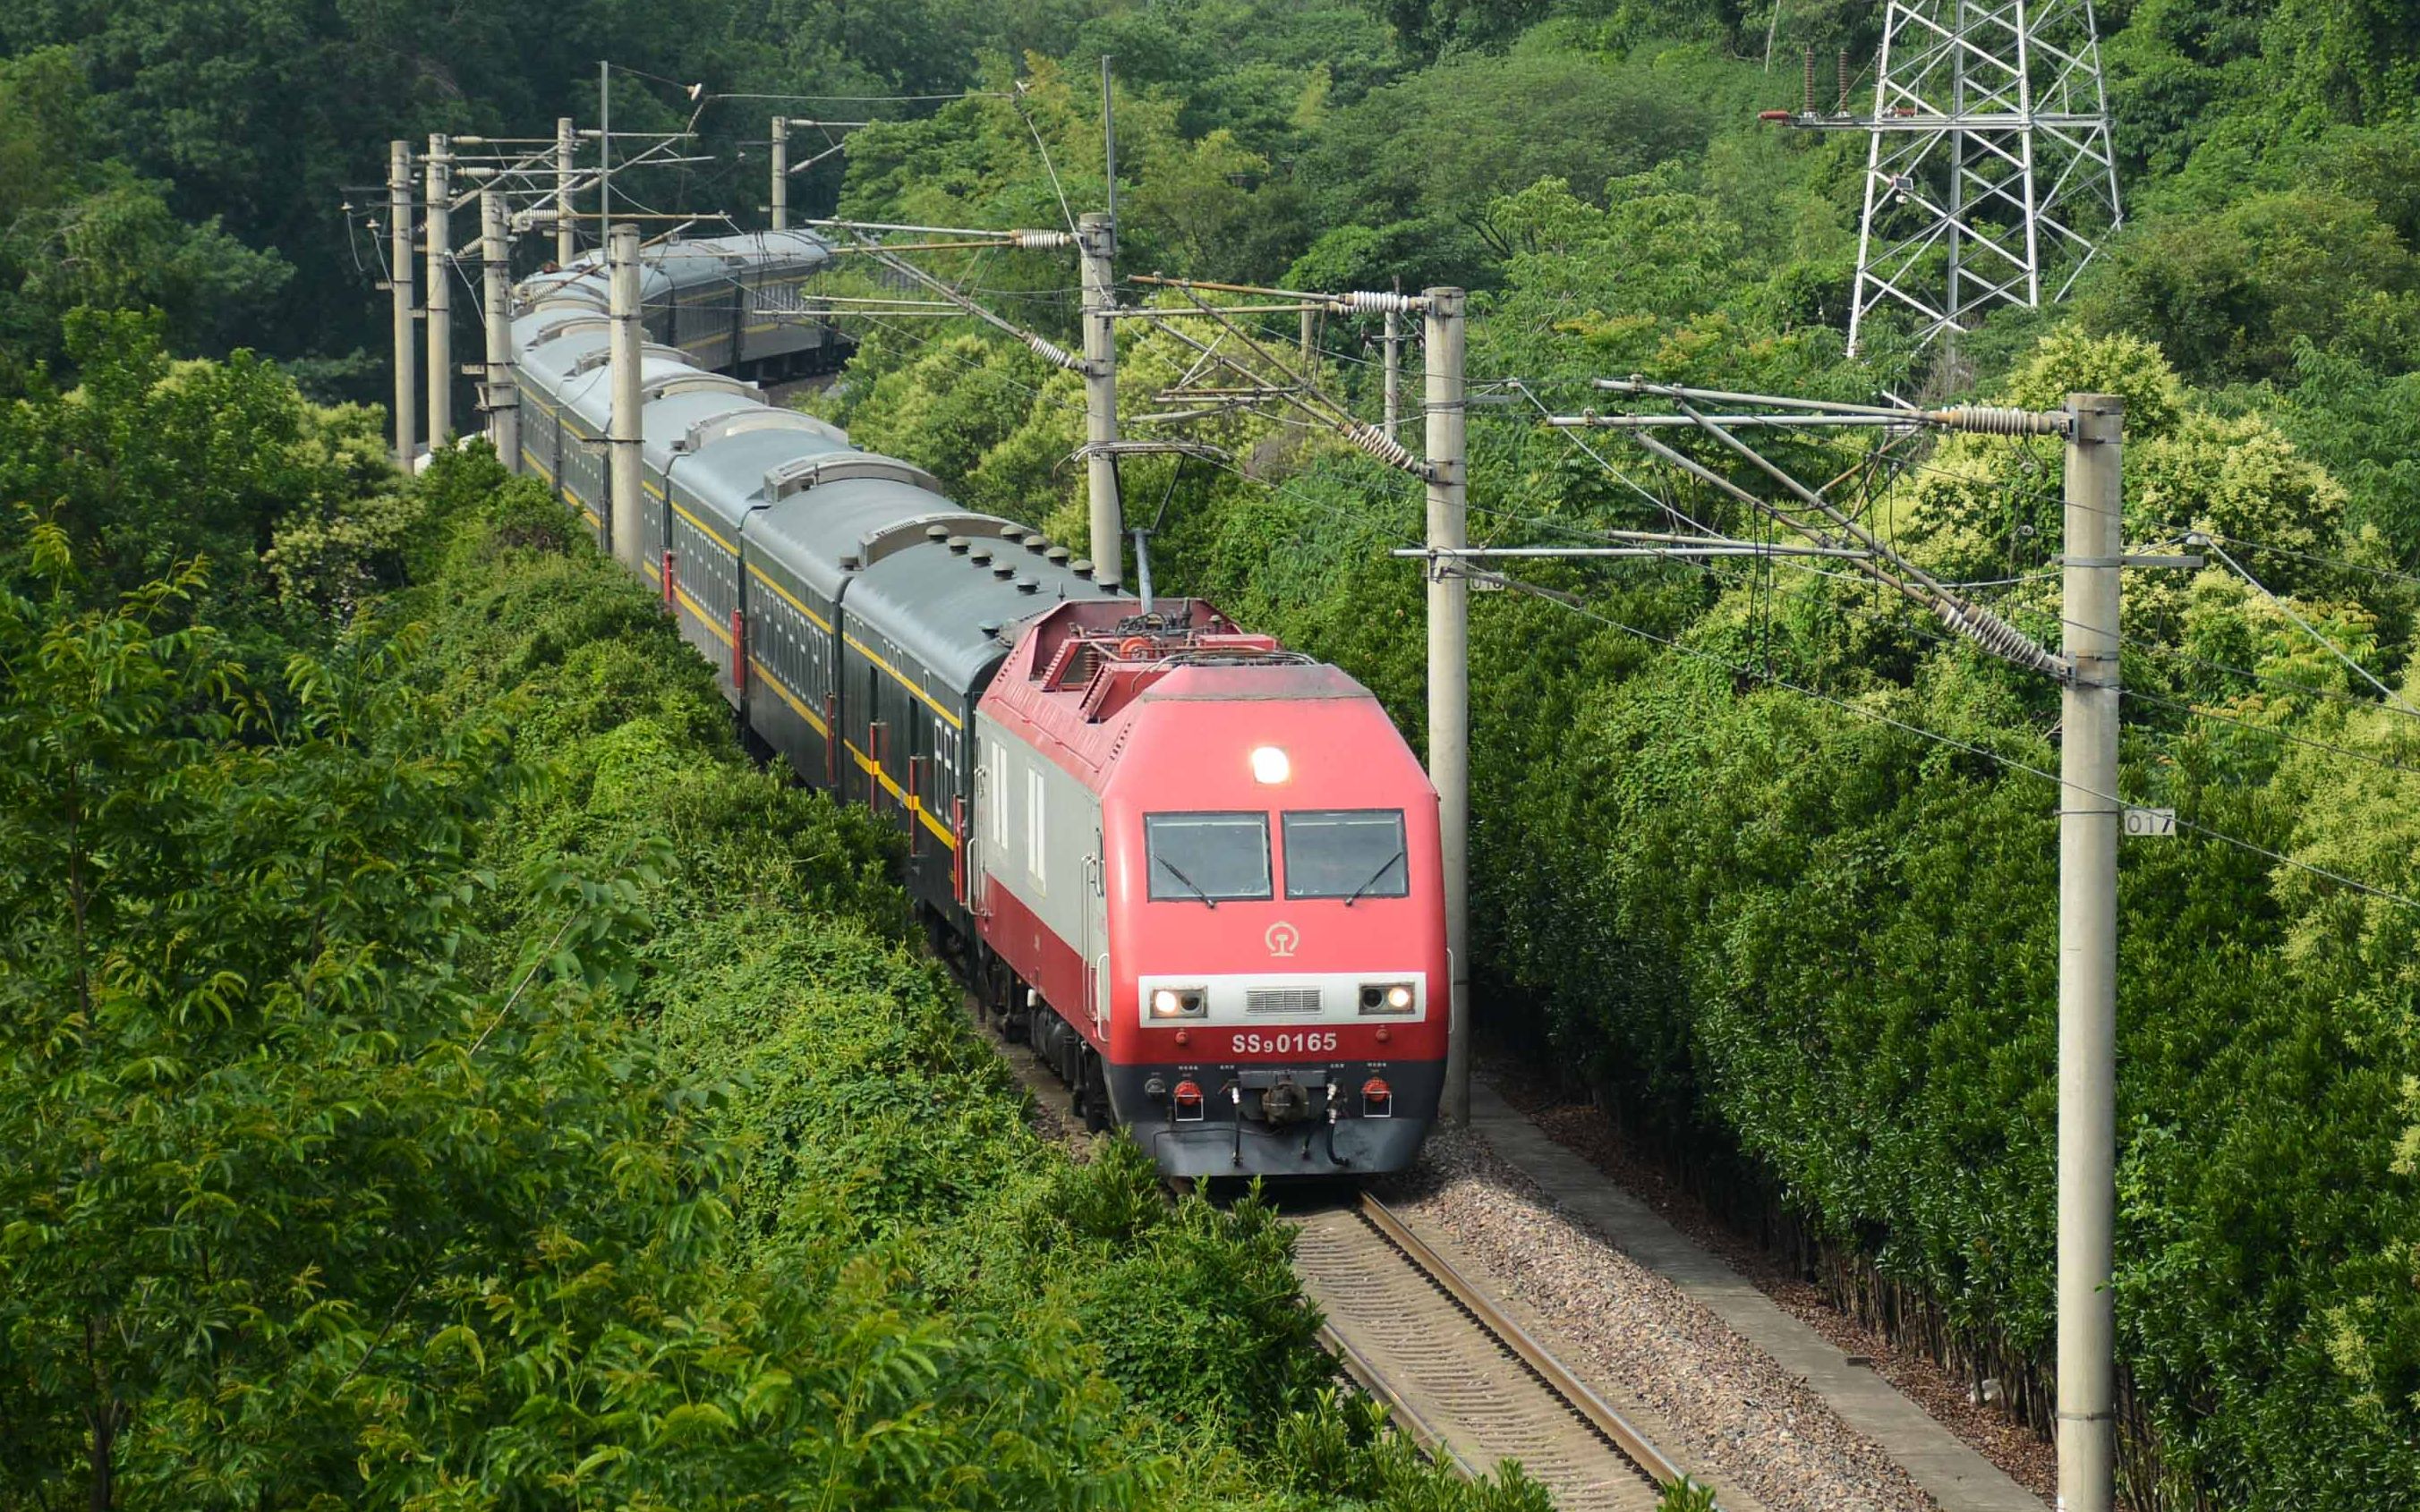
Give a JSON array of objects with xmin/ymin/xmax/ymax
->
[
  {"xmin": 973, "ymin": 998, "xmax": 1703, "ymax": 1510},
  {"xmin": 1291, "ymin": 1193, "xmax": 1697, "ymax": 1512}
]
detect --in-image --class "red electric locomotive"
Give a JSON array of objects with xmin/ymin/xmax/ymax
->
[
  {"xmin": 969, "ymin": 599, "xmax": 1446, "ymax": 1177},
  {"xmin": 507, "ymin": 232, "xmax": 1443, "ymax": 1179}
]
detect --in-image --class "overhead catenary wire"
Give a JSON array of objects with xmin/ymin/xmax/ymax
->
[
  {"xmin": 2197, "ymin": 531, "xmax": 2420, "ymax": 590},
  {"xmin": 1412, "ymin": 493, "xmax": 2420, "ymax": 788},
  {"xmin": 711, "ymin": 89, "xmax": 1002, "ymax": 103},
  {"xmin": 1618, "ymin": 416, "xmax": 2067, "ymax": 677},
  {"xmin": 1006, "ymin": 84, "xmax": 1078, "ymax": 235},
  {"xmin": 2194, "ymin": 538, "xmax": 2419, "ymax": 718},
  {"xmin": 1506, "ymin": 378, "xmax": 1716, "ymax": 536},
  {"xmin": 718, "ymin": 208, "xmax": 2403, "ymax": 833},
  {"xmin": 1139, "ymin": 295, "xmax": 1430, "ymax": 478},
  {"xmin": 825, "ymin": 227, "xmax": 1086, "ymax": 370},
  {"xmin": 848, "ymin": 304, "xmax": 1436, "ymax": 560},
  {"xmin": 1476, "ymin": 378, "xmax": 2420, "ymax": 789},
  {"xmin": 821, "ymin": 301, "xmax": 2420, "ymax": 811},
  {"xmin": 1487, "ymin": 579, "xmax": 2420, "ymax": 913},
  {"xmin": 2120, "ymin": 687, "xmax": 2420, "ymax": 777}
]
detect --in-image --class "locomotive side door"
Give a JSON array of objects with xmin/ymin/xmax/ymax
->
[{"xmin": 1082, "ymin": 815, "xmax": 1110, "ymax": 1039}]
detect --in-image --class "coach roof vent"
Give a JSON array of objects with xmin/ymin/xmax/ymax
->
[
  {"xmin": 1017, "ymin": 576, "xmax": 1042, "ymax": 594},
  {"xmin": 1045, "ymin": 546, "xmax": 1071, "ymax": 565},
  {"xmin": 992, "ymin": 561, "xmax": 1017, "ymax": 579},
  {"xmin": 763, "ymin": 453, "xmax": 944, "ymax": 502},
  {"xmin": 925, "ymin": 524, "xmax": 950, "ymax": 540},
  {"xmin": 682, "ymin": 408, "xmax": 844, "ymax": 454},
  {"xmin": 1022, "ymin": 533, "xmax": 1051, "ymax": 554},
  {"xmin": 969, "ymin": 546, "xmax": 994, "ymax": 565},
  {"xmin": 1070, "ymin": 558, "xmax": 1095, "ymax": 579},
  {"xmin": 947, "ymin": 535, "xmax": 971, "ymax": 553}
]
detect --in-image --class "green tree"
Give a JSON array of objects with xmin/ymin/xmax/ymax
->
[
  {"xmin": 2077, "ymin": 191, "xmax": 2420, "ymax": 384},
  {"xmin": 0, "ymin": 308, "xmax": 386, "ymax": 628},
  {"xmin": 0, "ymin": 48, "xmax": 288, "ymax": 382},
  {"xmin": 0, "ymin": 514, "xmax": 1180, "ymax": 1508}
]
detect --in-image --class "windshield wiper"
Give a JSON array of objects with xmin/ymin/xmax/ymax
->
[
  {"xmin": 1342, "ymin": 846, "xmax": 1406, "ymax": 906},
  {"xmin": 1154, "ymin": 854, "xmax": 1219, "ymax": 908}
]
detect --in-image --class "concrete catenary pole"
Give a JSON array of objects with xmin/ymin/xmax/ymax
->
[
  {"xmin": 1382, "ymin": 308, "xmax": 1402, "ymax": 437},
  {"xmin": 423, "ymin": 134, "xmax": 452, "ymax": 452},
  {"xmin": 1300, "ymin": 307, "xmax": 1317, "ymax": 369},
  {"xmin": 2058, "ymin": 392, "xmax": 2124, "ymax": 1512},
  {"xmin": 554, "ymin": 116, "xmax": 577, "ymax": 265},
  {"xmin": 1078, "ymin": 210, "xmax": 1123, "ymax": 588},
  {"xmin": 608, "ymin": 223, "xmax": 643, "ymax": 566},
  {"xmin": 769, "ymin": 116, "xmax": 788, "ymax": 230},
  {"xmin": 1424, "ymin": 286, "xmax": 1470, "ymax": 1126},
  {"xmin": 480, "ymin": 189, "xmax": 520, "ymax": 475},
  {"xmin": 388, "ymin": 140, "xmax": 417, "ymax": 470}
]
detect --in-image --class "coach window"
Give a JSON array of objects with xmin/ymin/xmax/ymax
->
[
  {"xmin": 1144, "ymin": 812, "xmax": 1272, "ymax": 905},
  {"xmin": 1282, "ymin": 810, "xmax": 1408, "ymax": 901}
]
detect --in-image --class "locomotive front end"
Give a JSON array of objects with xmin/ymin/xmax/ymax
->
[{"xmin": 1100, "ymin": 667, "xmax": 1448, "ymax": 1178}]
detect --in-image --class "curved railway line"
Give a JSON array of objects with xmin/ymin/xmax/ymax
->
[{"xmin": 1291, "ymin": 1192, "xmax": 1696, "ymax": 1512}]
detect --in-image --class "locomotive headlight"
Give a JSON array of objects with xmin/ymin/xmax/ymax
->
[
  {"xmin": 1149, "ymin": 987, "xmax": 1208, "ymax": 1019},
  {"xmin": 1248, "ymin": 745, "xmax": 1291, "ymax": 785},
  {"xmin": 1358, "ymin": 981, "xmax": 1417, "ymax": 1015}
]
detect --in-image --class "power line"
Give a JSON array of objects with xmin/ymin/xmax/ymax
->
[
  {"xmin": 1488, "ymin": 579, "xmax": 2420, "ymax": 913},
  {"xmin": 2200, "ymin": 531, "xmax": 2420, "ymax": 590},
  {"xmin": 1006, "ymin": 88, "xmax": 1078, "ymax": 236},
  {"xmin": 822, "ymin": 310, "xmax": 2420, "ymax": 808},
  {"xmin": 712, "ymin": 89, "xmax": 1001, "ymax": 104},
  {"xmin": 2121, "ymin": 687, "xmax": 2420, "ymax": 777},
  {"xmin": 2184, "ymin": 538, "xmax": 2417, "ymax": 718}
]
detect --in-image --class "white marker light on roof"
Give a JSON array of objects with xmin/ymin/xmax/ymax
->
[{"xmin": 1249, "ymin": 745, "xmax": 1291, "ymax": 785}]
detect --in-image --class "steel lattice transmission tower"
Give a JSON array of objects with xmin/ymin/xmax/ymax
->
[{"xmin": 1788, "ymin": 1, "xmax": 2122, "ymax": 355}]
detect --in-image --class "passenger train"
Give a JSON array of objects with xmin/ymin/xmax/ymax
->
[{"xmin": 503, "ymin": 230, "xmax": 1444, "ymax": 1176}]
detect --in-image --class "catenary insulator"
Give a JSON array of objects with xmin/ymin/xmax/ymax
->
[
  {"xmin": 1023, "ymin": 331, "xmax": 1085, "ymax": 371},
  {"xmin": 1936, "ymin": 599, "xmax": 2067, "ymax": 678},
  {"xmin": 1008, "ymin": 230, "xmax": 1078, "ymax": 250},
  {"xmin": 1330, "ymin": 290, "xmax": 1422, "ymax": 314},
  {"xmin": 1927, "ymin": 406, "xmax": 2070, "ymax": 437},
  {"xmin": 1343, "ymin": 419, "xmax": 1424, "ymax": 476}
]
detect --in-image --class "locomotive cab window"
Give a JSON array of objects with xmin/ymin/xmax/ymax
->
[
  {"xmin": 1145, "ymin": 812, "xmax": 1272, "ymax": 904},
  {"xmin": 1282, "ymin": 810, "xmax": 1409, "ymax": 901}
]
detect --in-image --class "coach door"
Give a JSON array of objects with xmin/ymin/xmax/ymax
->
[
  {"xmin": 904, "ymin": 694, "xmax": 934, "ymax": 904},
  {"xmin": 859, "ymin": 656, "xmax": 882, "ymax": 811}
]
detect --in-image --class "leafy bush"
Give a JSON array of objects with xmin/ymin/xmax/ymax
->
[{"xmin": 392, "ymin": 450, "xmax": 1537, "ymax": 1511}]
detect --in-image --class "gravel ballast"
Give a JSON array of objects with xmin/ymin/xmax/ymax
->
[{"xmin": 1383, "ymin": 1126, "xmax": 1939, "ymax": 1512}]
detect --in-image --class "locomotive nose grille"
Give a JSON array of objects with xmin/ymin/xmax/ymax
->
[{"xmin": 1246, "ymin": 987, "xmax": 1323, "ymax": 1016}]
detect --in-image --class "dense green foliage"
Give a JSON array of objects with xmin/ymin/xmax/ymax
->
[
  {"xmin": 0, "ymin": 319, "xmax": 1561, "ymax": 1506},
  {"xmin": 9, "ymin": 0, "xmax": 2420, "ymax": 1508},
  {"xmin": 803, "ymin": 6, "xmax": 2420, "ymax": 1509},
  {"xmin": 0, "ymin": 0, "xmax": 1124, "ymax": 388}
]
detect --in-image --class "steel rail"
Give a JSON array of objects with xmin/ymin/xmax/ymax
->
[
  {"xmin": 1355, "ymin": 1193, "xmax": 1697, "ymax": 1496},
  {"xmin": 1314, "ymin": 1318, "xmax": 1478, "ymax": 1477}
]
